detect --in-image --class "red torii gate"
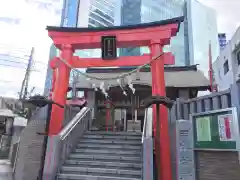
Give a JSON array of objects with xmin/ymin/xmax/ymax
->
[{"xmin": 47, "ymin": 17, "xmax": 183, "ymax": 180}]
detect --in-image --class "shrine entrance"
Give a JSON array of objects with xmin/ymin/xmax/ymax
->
[
  {"xmin": 95, "ymin": 84, "xmax": 151, "ymax": 132},
  {"xmin": 47, "ymin": 16, "xmax": 183, "ymax": 180}
]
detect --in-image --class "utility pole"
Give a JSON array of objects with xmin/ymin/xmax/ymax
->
[{"xmin": 19, "ymin": 47, "xmax": 34, "ymax": 100}]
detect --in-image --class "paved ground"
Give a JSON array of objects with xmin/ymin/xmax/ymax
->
[
  {"xmin": 0, "ymin": 160, "xmax": 12, "ymax": 180},
  {"xmin": 0, "ymin": 176, "xmax": 12, "ymax": 180}
]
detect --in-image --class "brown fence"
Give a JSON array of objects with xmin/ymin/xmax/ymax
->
[{"xmin": 169, "ymin": 84, "xmax": 240, "ymax": 180}]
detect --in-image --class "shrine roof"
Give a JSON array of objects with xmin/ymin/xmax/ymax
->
[
  {"xmin": 73, "ymin": 65, "xmax": 210, "ymax": 90},
  {"xmin": 46, "ymin": 16, "xmax": 184, "ymax": 33}
]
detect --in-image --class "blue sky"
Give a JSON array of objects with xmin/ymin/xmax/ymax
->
[{"xmin": 0, "ymin": 0, "xmax": 240, "ymax": 98}]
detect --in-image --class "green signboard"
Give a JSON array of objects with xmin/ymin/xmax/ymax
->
[{"xmin": 190, "ymin": 108, "xmax": 239, "ymax": 150}]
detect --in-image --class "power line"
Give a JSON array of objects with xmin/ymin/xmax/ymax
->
[
  {"xmin": 0, "ymin": 58, "xmax": 46, "ymax": 69},
  {"xmin": 0, "ymin": 63, "xmax": 43, "ymax": 72},
  {"xmin": 0, "ymin": 56, "xmax": 46, "ymax": 65}
]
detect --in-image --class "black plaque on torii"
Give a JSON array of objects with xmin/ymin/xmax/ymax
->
[{"xmin": 101, "ymin": 36, "xmax": 117, "ymax": 60}]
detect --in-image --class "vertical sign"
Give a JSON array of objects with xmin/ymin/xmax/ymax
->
[
  {"xmin": 176, "ymin": 120, "xmax": 195, "ymax": 180},
  {"xmin": 218, "ymin": 114, "xmax": 235, "ymax": 141},
  {"xmin": 101, "ymin": 36, "xmax": 117, "ymax": 60},
  {"xmin": 196, "ymin": 116, "xmax": 211, "ymax": 142}
]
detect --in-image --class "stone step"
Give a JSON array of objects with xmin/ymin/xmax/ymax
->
[
  {"xmin": 71, "ymin": 152, "xmax": 140, "ymax": 158},
  {"xmin": 60, "ymin": 166, "xmax": 141, "ymax": 177},
  {"xmin": 76, "ymin": 143, "xmax": 141, "ymax": 150},
  {"xmin": 57, "ymin": 173, "xmax": 141, "ymax": 180},
  {"xmin": 79, "ymin": 139, "xmax": 141, "ymax": 145},
  {"xmin": 74, "ymin": 148, "xmax": 141, "ymax": 156},
  {"xmin": 82, "ymin": 134, "xmax": 142, "ymax": 140},
  {"xmin": 85, "ymin": 131, "xmax": 142, "ymax": 136},
  {"xmin": 68, "ymin": 154, "xmax": 141, "ymax": 162},
  {"xmin": 64, "ymin": 160, "xmax": 142, "ymax": 169}
]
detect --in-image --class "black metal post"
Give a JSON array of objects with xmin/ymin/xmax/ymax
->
[
  {"xmin": 37, "ymin": 104, "xmax": 52, "ymax": 180},
  {"xmin": 155, "ymin": 104, "xmax": 160, "ymax": 180}
]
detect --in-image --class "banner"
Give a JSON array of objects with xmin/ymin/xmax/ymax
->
[
  {"xmin": 218, "ymin": 114, "xmax": 234, "ymax": 141},
  {"xmin": 196, "ymin": 116, "xmax": 211, "ymax": 142}
]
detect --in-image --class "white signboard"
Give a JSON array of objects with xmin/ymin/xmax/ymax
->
[{"xmin": 176, "ymin": 120, "xmax": 195, "ymax": 180}]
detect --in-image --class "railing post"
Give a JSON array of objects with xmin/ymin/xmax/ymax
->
[{"xmin": 142, "ymin": 108, "xmax": 154, "ymax": 180}]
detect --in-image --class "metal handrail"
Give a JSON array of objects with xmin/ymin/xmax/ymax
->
[
  {"xmin": 43, "ymin": 106, "xmax": 92, "ymax": 180},
  {"xmin": 142, "ymin": 109, "xmax": 148, "ymax": 143},
  {"xmin": 59, "ymin": 107, "xmax": 91, "ymax": 140},
  {"xmin": 142, "ymin": 108, "xmax": 153, "ymax": 143},
  {"xmin": 141, "ymin": 107, "xmax": 153, "ymax": 180}
]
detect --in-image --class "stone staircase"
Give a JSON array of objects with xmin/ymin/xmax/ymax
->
[{"xmin": 57, "ymin": 131, "xmax": 142, "ymax": 180}]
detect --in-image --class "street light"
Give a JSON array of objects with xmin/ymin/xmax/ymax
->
[{"xmin": 24, "ymin": 95, "xmax": 64, "ymax": 180}]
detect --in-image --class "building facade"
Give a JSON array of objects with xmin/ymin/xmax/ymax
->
[
  {"xmin": 43, "ymin": 44, "xmax": 59, "ymax": 96},
  {"xmin": 213, "ymin": 27, "xmax": 240, "ymax": 91},
  {"xmin": 119, "ymin": 0, "xmax": 142, "ymax": 57},
  {"xmin": 141, "ymin": 0, "xmax": 186, "ymax": 66},
  {"xmin": 187, "ymin": 0, "xmax": 219, "ymax": 77}
]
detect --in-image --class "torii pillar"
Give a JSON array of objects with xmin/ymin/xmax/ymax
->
[{"xmin": 47, "ymin": 16, "xmax": 184, "ymax": 180}]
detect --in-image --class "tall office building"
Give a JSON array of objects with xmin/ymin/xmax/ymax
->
[
  {"xmin": 141, "ymin": 0, "xmax": 186, "ymax": 66},
  {"xmin": 61, "ymin": 0, "xmax": 116, "ymax": 28},
  {"xmin": 119, "ymin": 0, "xmax": 142, "ymax": 57},
  {"xmin": 44, "ymin": 44, "xmax": 59, "ymax": 95},
  {"xmin": 187, "ymin": 0, "xmax": 219, "ymax": 77},
  {"xmin": 76, "ymin": 0, "xmax": 116, "ymax": 58}
]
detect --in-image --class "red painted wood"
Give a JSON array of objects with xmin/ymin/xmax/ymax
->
[
  {"xmin": 48, "ymin": 24, "xmax": 178, "ymax": 49},
  {"xmin": 49, "ymin": 47, "xmax": 72, "ymax": 135},
  {"xmin": 150, "ymin": 42, "xmax": 172, "ymax": 180},
  {"xmin": 68, "ymin": 53, "xmax": 174, "ymax": 68}
]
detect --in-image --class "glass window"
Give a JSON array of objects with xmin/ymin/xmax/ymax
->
[
  {"xmin": 190, "ymin": 1, "xmax": 219, "ymax": 76},
  {"xmin": 89, "ymin": 18, "xmax": 107, "ymax": 27},
  {"xmin": 141, "ymin": 0, "xmax": 185, "ymax": 66},
  {"xmin": 237, "ymin": 51, "xmax": 240, "ymax": 66},
  {"xmin": 223, "ymin": 60, "xmax": 229, "ymax": 75},
  {"xmin": 90, "ymin": 11, "xmax": 114, "ymax": 26},
  {"xmin": 91, "ymin": 2, "xmax": 115, "ymax": 20}
]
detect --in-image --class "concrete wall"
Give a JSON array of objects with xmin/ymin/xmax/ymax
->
[
  {"xmin": 214, "ymin": 26, "xmax": 240, "ymax": 90},
  {"xmin": 213, "ymin": 44, "xmax": 234, "ymax": 91},
  {"xmin": 14, "ymin": 107, "xmax": 48, "ymax": 180}
]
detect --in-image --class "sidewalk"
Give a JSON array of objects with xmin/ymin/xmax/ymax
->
[{"xmin": 0, "ymin": 160, "xmax": 12, "ymax": 180}]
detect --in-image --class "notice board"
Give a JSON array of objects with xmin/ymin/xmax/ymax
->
[{"xmin": 190, "ymin": 107, "xmax": 240, "ymax": 151}]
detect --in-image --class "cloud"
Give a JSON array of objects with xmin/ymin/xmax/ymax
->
[
  {"xmin": 0, "ymin": 0, "xmax": 62, "ymax": 97},
  {"xmin": 198, "ymin": 0, "xmax": 240, "ymax": 39}
]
